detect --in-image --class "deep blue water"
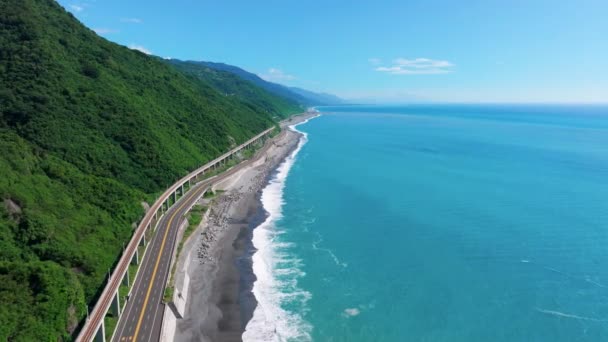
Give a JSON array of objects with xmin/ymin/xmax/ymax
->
[{"xmin": 247, "ymin": 105, "xmax": 608, "ymax": 341}]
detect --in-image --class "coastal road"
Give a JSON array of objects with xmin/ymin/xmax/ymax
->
[
  {"xmin": 112, "ymin": 134, "xmax": 282, "ymax": 342},
  {"xmin": 112, "ymin": 181, "xmax": 208, "ymax": 342}
]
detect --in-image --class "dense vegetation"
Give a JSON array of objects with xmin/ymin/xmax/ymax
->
[
  {"xmin": 177, "ymin": 60, "xmax": 343, "ymax": 106},
  {"xmin": 169, "ymin": 59, "xmax": 303, "ymax": 121},
  {"xmin": 0, "ymin": 0, "xmax": 295, "ymax": 340}
]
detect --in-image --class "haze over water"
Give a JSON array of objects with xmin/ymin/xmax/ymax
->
[{"xmin": 250, "ymin": 105, "xmax": 608, "ymax": 341}]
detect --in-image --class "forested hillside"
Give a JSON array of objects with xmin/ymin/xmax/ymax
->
[
  {"xmin": 0, "ymin": 0, "xmax": 291, "ymax": 340},
  {"xmin": 179, "ymin": 60, "xmax": 344, "ymax": 106},
  {"xmin": 168, "ymin": 59, "xmax": 303, "ymax": 120}
]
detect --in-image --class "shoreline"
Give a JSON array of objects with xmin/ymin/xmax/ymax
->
[{"xmin": 171, "ymin": 112, "xmax": 318, "ymax": 342}]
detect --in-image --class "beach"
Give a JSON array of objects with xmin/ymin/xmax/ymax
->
[{"xmin": 170, "ymin": 113, "xmax": 317, "ymax": 342}]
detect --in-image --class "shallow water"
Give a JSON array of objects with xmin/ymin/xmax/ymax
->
[{"xmin": 247, "ymin": 105, "xmax": 608, "ymax": 341}]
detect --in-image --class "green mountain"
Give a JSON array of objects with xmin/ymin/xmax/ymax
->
[
  {"xmin": 179, "ymin": 60, "xmax": 344, "ymax": 106},
  {"xmin": 0, "ymin": 0, "xmax": 295, "ymax": 340},
  {"xmin": 168, "ymin": 59, "xmax": 303, "ymax": 120}
]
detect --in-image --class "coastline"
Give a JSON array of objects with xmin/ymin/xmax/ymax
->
[{"xmin": 171, "ymin": 112, "xmax": 318, "ymax": 342}]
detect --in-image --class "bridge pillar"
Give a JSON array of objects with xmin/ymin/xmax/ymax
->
[
  {"xmin": 94, "ymin": 321, "xmax": 105, "ymax": 342},
  {"xmin": 122, "ymin": 270, "xmax": 129, "ymax": 287},
  {"xmin": 181, "ymin": 184, "xmax": 184, "ymax": 196},
  {"xmin": 139, "ymin": 232, "xmax": 146, "ymax": 247},
  {"xmin": 131, "ymin": 249, "xmax": 139, "ymax": 265},
  {"xmin": 111, "ymin": 291, "xmax": 121, "ymax": 317}
]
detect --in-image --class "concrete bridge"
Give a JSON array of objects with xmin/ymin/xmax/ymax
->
[{"xmin": 75, "ymin": 127, "xmax": 275, "ymax": 342}]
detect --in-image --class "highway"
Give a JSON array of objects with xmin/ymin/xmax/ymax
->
[
  {"xmin": 112, "ymin": 182, "xmax": 207, "ymax": 342},
  {"xmin": 74, "ymin": 127, "xmax": 276, "ymax": 342},
  {"xmin": 111, "ymin": 132, "xmax": 282, "ymax": 342}
]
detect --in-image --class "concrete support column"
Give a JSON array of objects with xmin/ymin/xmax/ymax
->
[
  {"xmin": 181, "ymin": 184, "xmax": 184, "ymax": 196},
  {"xmin": 131, "ymin": 249, "xmax": 139, "ymax": 265},
  {"xmin": 111, "ymin": 291, "xmax": 121, "ymax": 317},
  {"xmin": 139, "ymin": 232, "xmax": 146, "ymax": 247},
  {"xmin": 94, "ymin": 321, "xmax": 106, "ymax": 342},
  {"xmin": 122, "ymin": 270, "xmax": 129, "ymax": 287}
]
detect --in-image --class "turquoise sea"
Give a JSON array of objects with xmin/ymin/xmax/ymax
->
[{"xmin": 244, "ymin": 105, "xmax": 608, "ymax": 341}]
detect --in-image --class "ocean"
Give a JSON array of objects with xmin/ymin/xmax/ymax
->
[{"xmin": 244, "ymin": 105, "xmax": 608, "ymax": 341}]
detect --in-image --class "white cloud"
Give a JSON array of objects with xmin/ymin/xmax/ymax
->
[
  {"xmin": 70, "ymin": 4, "xmax": 84, "ymax": 12},
  {"xmin": 259, "ymin": 68, "xmax": 296, "ymax": 82},
  {"xmin": 128, "ymin": 44, "xmax": 152, "ymax": 55},
  {"xmin": 374, "ymin": 57, "xmax": 454, "ymax": 75},
  {"xmin": 121, "ymin": 18, "xmax": 143, "ymax": 24},
  {"xmin": 93, "ymin": 28, "xmax": 119, "ymax": 35}
]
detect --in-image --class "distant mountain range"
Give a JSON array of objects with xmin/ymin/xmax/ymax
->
[{"xmin": 171, "ymin": 60, "xmax": 344, "ymax": 106}]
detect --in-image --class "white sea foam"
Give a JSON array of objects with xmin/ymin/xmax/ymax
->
[
  {"xmin": 243, "ymin": 116, "xmax": 319, "ymax": 342},
  {"xmin": 342, "ymin": 308, "xmax": 360, "ymax": 317},
  {"xmin": 312, "ymin": 232, "xmax": 348, "ymax": 268},
  {"xmin": 535, "ymin": 308, "xmax": 608, "ymax": 322}
]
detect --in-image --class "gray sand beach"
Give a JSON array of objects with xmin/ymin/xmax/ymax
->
[{"xmin": 171, "ymin": 114, "xmax": 316, "ymax": 342}]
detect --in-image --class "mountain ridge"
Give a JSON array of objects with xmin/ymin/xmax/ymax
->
[{"xmin": 176, "ymin": 60, "xmax": 344, "ymax": 106}]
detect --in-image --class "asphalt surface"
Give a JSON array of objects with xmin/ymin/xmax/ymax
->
[
  {"xmin": 111, "ymin": 134, "xmax": 282, "ymax": 342},
  {"xmin": 112, "ymin": 182, "xmax": 208, "ymax": 342}
]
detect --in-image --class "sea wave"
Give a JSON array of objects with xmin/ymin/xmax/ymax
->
[{"xmin": 243, "ymin": 116, "xmax": 319, "ymax": 342}]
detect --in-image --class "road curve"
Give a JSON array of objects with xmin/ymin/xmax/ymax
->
[
  {"xmin": 112, "ymin": 132, "xmax": 282, "ymax": 342},
  {"xmin": 112, "ymin": 182, "xmax": 207, "ymax": 342},
  {"xmin": 75, "ymin": 127, "xmax": 275, "ymax": 342}
]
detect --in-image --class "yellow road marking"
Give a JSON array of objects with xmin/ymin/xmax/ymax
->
[{"xmin": 132, "ymin": 187, "xmax": 204, "ymax": 342}]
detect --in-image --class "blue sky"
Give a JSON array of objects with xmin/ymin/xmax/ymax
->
[{"xmin": 58, "ymin": 0, "xmax": 607, "ymax": 103}]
